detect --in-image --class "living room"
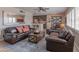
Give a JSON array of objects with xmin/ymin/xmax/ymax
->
[{"xmin": 0, "ymin": 7, "xmax": 78, "ymax": 52}]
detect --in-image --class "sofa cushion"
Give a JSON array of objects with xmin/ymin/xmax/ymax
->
[
  {"xmin": 16, "ymin": 26, "xmax": 23, "ymax": 33},
  {"xmin": 65, "ymin": 32, "xmax": 72, "ymax": 41},
  {"xmin": 50, "ymin": 32, "xmax": 58, "ymax": 37},
  {"xmin": 58, "ymin": 31, "xmax": 68, "ymax": 39},
  {"xmin": 46, "ymin": 36, "xmax": 67, "ymax": 44},
  {"xmin": 5, "ymin": 27, "xmax": 17, "ymax": 33},
  {"xmin": 11, "ymin": 29, "xmax": 17, "ymax": 33},
  {"xmin": 58, "ymin": 31, "xmax": 64, "ymax": 38}
]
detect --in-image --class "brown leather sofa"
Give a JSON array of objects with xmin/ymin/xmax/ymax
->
[
  {"xmin": 45, "ymin": 30, "xmax": 75, "ymax": 52},
  {"xmin": 3, "ymin": 26, "xmax": 31, "ymax": 44}
]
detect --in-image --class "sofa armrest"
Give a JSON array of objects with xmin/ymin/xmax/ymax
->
[
  {"xmin": 3, "ymin": 33, "xmax": 17, "ymax": 39},
  {"xmin": 46, "ymin": 36, "xmax": 67, "ymax": 44}
]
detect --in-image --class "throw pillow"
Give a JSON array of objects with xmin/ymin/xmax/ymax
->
[
  {"xmin": 16, "ymin": 26, "xmax": 23, "ymax": 33},
  {"xmin": 23, "ymin": 26, "xmax": 30, "ymax": 32}
]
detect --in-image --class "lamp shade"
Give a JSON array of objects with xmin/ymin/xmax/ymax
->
[{"xmin": 60, "ymin": 23, "xmax": 65, "ymax": 29}]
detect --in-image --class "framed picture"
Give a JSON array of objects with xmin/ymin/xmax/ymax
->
[{"xmin": 16, "ymin": 15, "xmax": 25, "ymax": 22}]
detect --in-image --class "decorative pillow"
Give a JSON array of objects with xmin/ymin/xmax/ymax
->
[
  {"xmin": 22, "ymin": 26, "xmax": 30, "ymax": 32},
  {"xmin": 16, "ymin": 26, "xmax": 23, "ymax": 33}
]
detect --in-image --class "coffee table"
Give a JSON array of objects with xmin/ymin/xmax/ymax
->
[{"xmin": 28, "ymin": 31, "xmax": 45, "ymax": 43}]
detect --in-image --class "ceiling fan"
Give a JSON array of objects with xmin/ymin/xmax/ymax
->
[{"xmin": 34, "ymin": 7, "xmax": 49, "ymax": 12}]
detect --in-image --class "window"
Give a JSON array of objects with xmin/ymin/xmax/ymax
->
[
  {"xmin": 8, "ymin": 17, "xmax": 13, "ymax": 23},
  {"xmin": 75, "ymin": 8, "xmax": 79, "ymax": 30},
  {"xmin": 71, "ymin": 8, "xmax": 75, "ymax": 28},
  {"xmin": 8, "ymin": 17, "xmax": 16, "ymax": 23},
  {"xmin": 13, "ymin": 17, "xmax": 16, "ymax": 23},
  {"xmin": 66, "ymin": 7, "xmax": 79, "ymax": 31},
  {"xmin": 3, "ymin": 12, "xmax": 25, "ymax": 25},
  {"xmin": 3, "ymin": 12, "xmax": 17, "ymax": 25},
  {"xmin": 67, "ymin": 8, "xmax": 75, "ymax": 28},
  {"xmin": 4, "ymin": 16, "xmax": 16, "ymax": 25},
  {"xmin": 67, "ymin": 11, "xmax": 72, "ymax": 27}
]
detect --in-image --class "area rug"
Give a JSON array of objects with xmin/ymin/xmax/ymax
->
[{"xmin": 0, "ymin": 38, "xmax": 47, "ymax": 52}]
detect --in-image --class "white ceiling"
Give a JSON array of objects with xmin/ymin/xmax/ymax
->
[{"xmin": 17, "ymin": 7, "xmax": 67, "ymax": 15}]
